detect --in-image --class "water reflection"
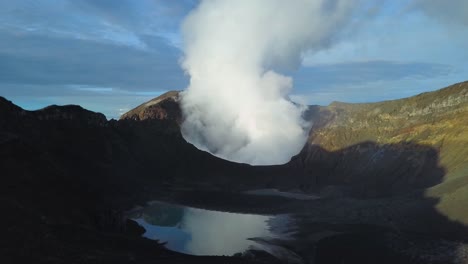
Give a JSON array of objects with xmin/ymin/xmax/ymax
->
[{"xmin": 132, "ymin": 202, "xmax": 279, "ymax": 256}]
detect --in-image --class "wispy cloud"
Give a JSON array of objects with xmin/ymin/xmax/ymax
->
[{"xmin": 0, "ymin": 0, "xmax": 466, "ymax": 119}]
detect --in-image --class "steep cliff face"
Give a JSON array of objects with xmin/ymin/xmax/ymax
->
[
  {"xmin": 126, "ymin": 82, "xmax": 468, "ymax": 199},
  {"xmin": 2, "ymin": 81, "xmax": 468, "ymax": 262},
  {"xmin": 305, "ymin": 81, "xmax": 468, "ymax": 154},
  {"xmin": 298, "ymin": 81, "xmax": 468, "ymax": 225}
]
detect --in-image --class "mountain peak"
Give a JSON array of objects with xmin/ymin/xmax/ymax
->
[{"xmin": 120, "ymin": 91, "xmax": 182, "ymax": 122}]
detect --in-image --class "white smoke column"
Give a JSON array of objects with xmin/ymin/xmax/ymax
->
[{"xmin": 180, "ymin": 0, "xmax": 356, "ymax": 165}]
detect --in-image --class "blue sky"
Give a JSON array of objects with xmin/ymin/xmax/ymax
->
[{"xmin": 0, "ymin": 0, "xmax": 467, "ymax": 119}]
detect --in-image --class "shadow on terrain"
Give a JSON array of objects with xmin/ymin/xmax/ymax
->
[
  {"xmin": 294, "ymin": 141, "xmax": 444, "ymax": 197},
  {"xmin": 0, "ymin": 96, "xmax": 467, "ymax": 263},
  {"xmin": 289, "ymin": 142, "xmax": 468, "ymax": 264}
]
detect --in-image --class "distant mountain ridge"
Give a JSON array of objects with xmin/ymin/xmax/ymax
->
[
  {"xmin": 122, "ymin": 82, "xmax": 468, "ymax": 192},
  {"xmin": 1, "ymin": 81, "xmax": 468, "ymax": 263},
  {"xmin": 121, "ymin": 81, "xmax": 468, "ymax": 225}
]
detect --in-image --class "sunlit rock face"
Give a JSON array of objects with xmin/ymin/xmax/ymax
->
[{"xmin": 298, "ymin": 81, "xmax": 468, "ymax": 198}]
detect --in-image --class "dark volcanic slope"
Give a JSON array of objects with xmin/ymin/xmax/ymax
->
[
  {"xmin": 126, "ymin": 82, "xmax": 468, "ymax": 198},
  {"xmin": 0, "ymin": 97, "xmax": 291, "ymax": 263},
  {"xmin": 122, "ymin": 81, "xmax": 468, "ymax": 229},
  {"xmin": 1, "ymin": 81, "xmax": 468, "ymax": 263}
]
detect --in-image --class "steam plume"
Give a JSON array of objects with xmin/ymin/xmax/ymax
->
[{"xmin": 180, "ymin": 0, "xmax": 355, "ymax": 165}]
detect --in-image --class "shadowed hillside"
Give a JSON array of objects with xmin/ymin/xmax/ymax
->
[
  {"xmin": 0, "ymin": 81, "xmax": 467, "ymax": 263},
  {"xmin": 300, "ymin": 81, "xmax": 468, "ymax": 226},
  {"xmin": 0, "ymin": 97, "xmax": 287, "ymax": 263},
  {"xmin": 116, "ymin": 81, "xmax": 468, "ymax": 262}
]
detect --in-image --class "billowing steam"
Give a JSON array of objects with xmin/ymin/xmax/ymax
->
[{"xmin": 180, "ymin": 0, "xmax": 356, "ymax": 165}]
